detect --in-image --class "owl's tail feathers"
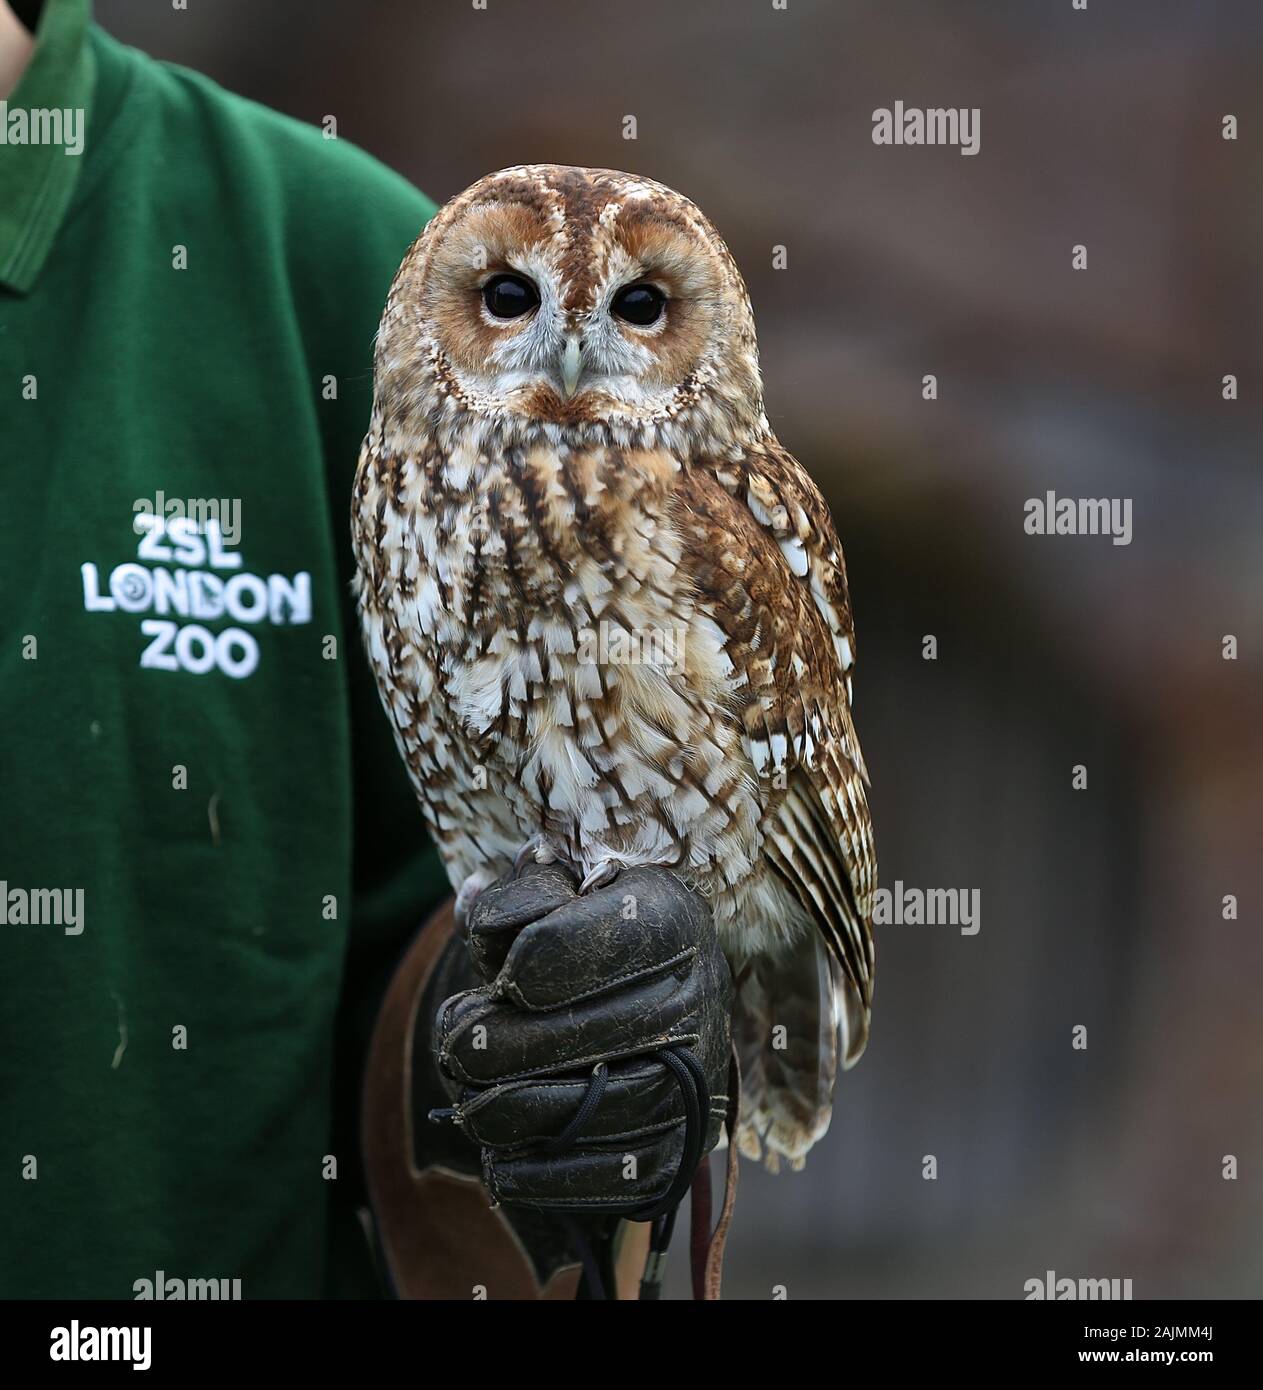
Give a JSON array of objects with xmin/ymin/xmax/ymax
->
[{"xmin": 732, "ymin": 933, "xmax": 846, "ymax": 1173}]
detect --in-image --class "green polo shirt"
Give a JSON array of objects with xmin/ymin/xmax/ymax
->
[{"xmin": 0, "ymin": 0, "xmax": 447, "ymax": 1298}]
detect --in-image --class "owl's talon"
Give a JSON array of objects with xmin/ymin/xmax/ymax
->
[
  {"xmin": 513, "ymin": 835, "xmax": 561, "ymax": 876},
  {"xmin": 454, "ymin": 868, "xmax": 497, "ymax": 927},
  {"xmin": 578, "ymin": 859, "xmax": 622, "ymax": 894}
]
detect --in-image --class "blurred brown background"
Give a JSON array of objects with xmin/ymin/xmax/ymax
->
[{"xmin": 96, "ymin": 0, "xmax": 1263, "ymax": 1298}]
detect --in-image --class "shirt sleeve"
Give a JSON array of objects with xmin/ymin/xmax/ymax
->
[{"xmin": 279, "ymin": 133, "xmax": 450, "ymax": 1270}]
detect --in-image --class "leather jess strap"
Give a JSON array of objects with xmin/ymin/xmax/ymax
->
[{"xmin": 691, "ymin": 1052, "xmax": 740, "ymax": 1301}]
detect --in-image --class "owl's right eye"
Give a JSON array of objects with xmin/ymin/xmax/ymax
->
[{"xmin": 482, "ymin": 274, "xmax": 539, "ymax": 320}]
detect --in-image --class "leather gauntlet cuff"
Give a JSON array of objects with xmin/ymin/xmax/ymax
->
[{"xmin": 361, "ymin": 900, "xmax": 584, "ymax": 1299}]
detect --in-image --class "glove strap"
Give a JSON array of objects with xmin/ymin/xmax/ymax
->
[{"xmin": 688, "ymin": 1048, "xmax": 741, "ymax": 1300}]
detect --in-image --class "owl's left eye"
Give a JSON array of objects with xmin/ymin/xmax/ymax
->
[
  {"xmin": 611, "ymin": 283, "xmax": 666, "ymax": 326},
  {"xmin": 482, "ymin": 273, "xmax": 539, "ymax": 319}
]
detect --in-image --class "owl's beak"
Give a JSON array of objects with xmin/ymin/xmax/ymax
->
[{"xmin": 559, "ymin": 334, "xmax": 583, "ymax": 398}]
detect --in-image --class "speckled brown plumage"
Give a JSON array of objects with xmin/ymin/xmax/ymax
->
[{"xmin": 352, "ymin": 165, "xmax": 876, "ymax": 1168}]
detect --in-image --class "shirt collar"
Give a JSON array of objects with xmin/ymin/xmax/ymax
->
[{"xmin": 0, "ymin": 0, "xmax": 94, "ymax": 294}]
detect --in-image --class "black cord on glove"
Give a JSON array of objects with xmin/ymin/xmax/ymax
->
[
  {"xmin": 540, "ymin": 1062, "xmax": 610, "ymax": 1154},
  {"xmin": 634, "ymin": 1046, "xmax": 709, "ymax": 1300},
  {"xmin": 432, "ymin": 1044, "xmax": 711, "ymax": 1300},
  {"xmin": 538, "ymin": 1043, "xmax": 710, "ymax": 1301}
]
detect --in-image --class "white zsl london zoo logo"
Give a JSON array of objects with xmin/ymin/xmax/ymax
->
[{"xmin": 80, "ymin": 514, "xmax": 311, "ymax": 679}]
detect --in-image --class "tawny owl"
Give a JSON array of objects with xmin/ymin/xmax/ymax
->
[{"xmin": 352, "ymin": 165, "xmax": 876, "ymax": 1170}]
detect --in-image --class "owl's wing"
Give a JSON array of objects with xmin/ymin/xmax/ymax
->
[{"xmin": 677, "ymin": 441, "xmax": 876, "ymax": 1160}]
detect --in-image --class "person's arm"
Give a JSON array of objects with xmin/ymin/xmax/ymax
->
[
  {"xmin": 298, "ymin": 153, "xmax": 443, "ymax": 1294},
  {"xmin": 325, "ymin": 641, "xmax": 451, "ymax": 1295}
]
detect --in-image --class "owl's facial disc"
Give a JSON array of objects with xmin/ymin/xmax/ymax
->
[{"xmin": 404, "ymin": 166, "xmax": 762, "ymax": 436}]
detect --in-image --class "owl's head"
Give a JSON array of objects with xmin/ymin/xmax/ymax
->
[{"xmin": 376, "ymin": 165, "xmax": 765, "ymax": 448}]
